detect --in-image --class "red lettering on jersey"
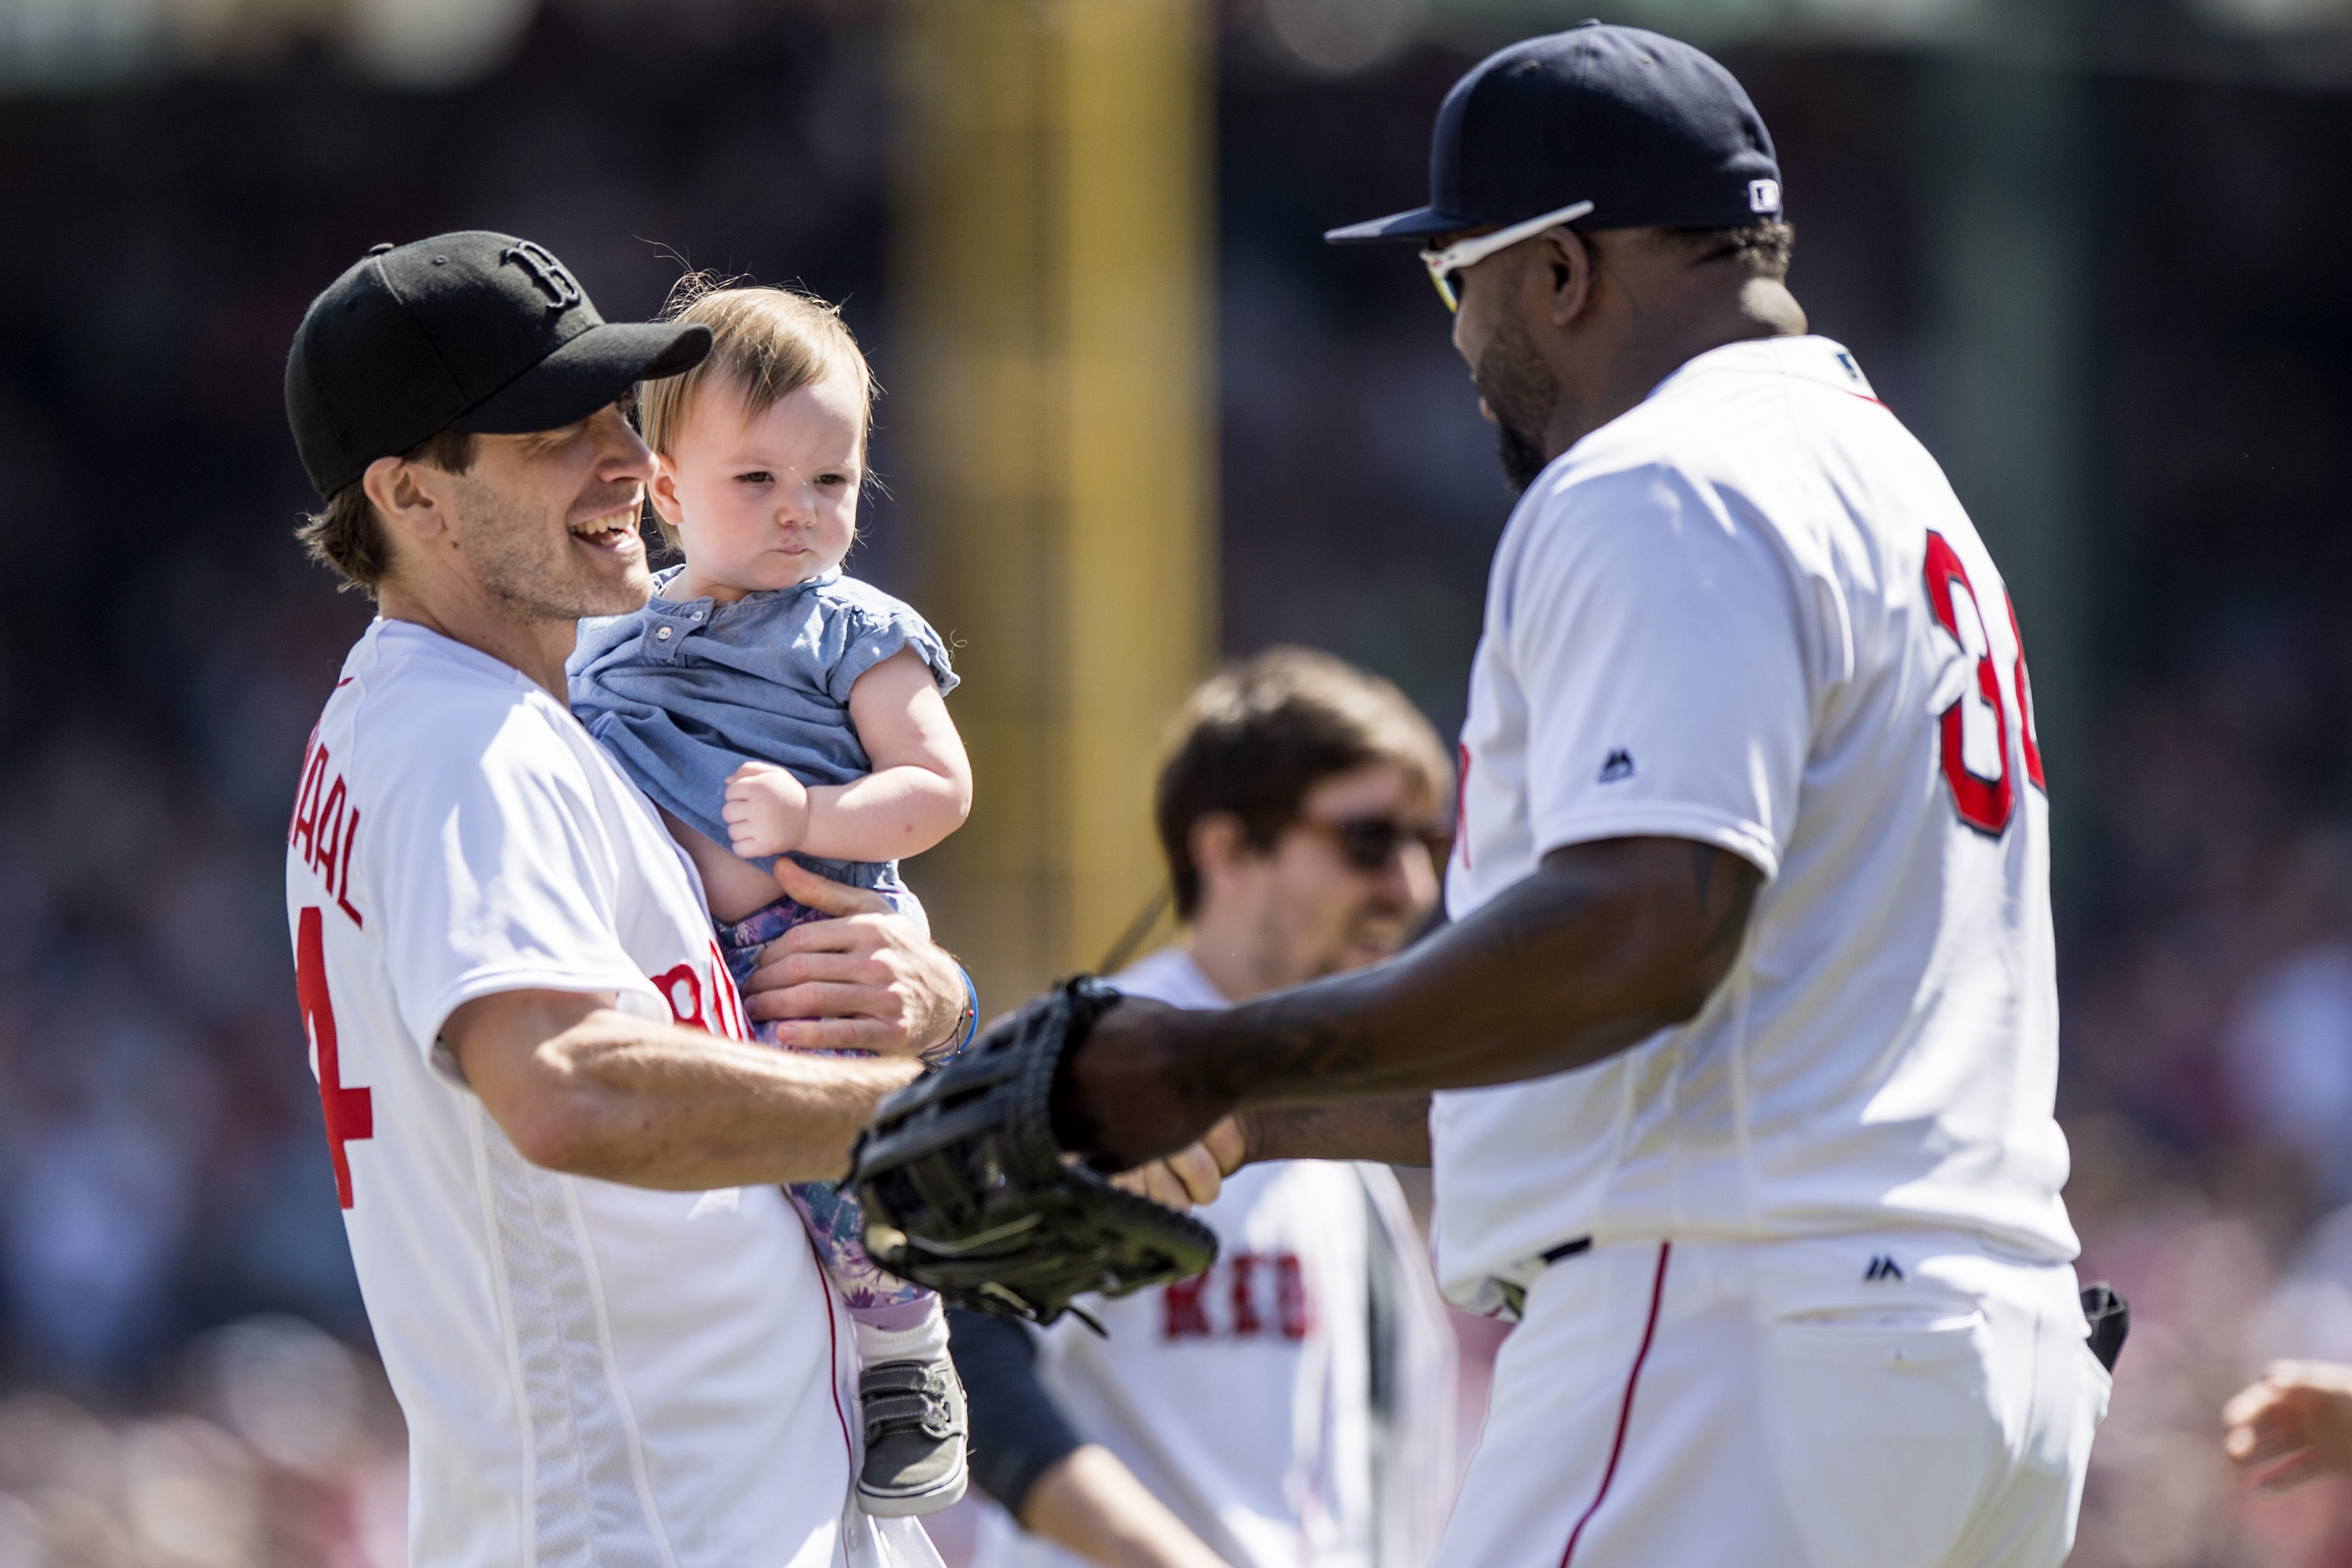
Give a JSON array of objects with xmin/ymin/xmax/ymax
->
[
  {"xmin": 335, "ymin": 809, "xmax": 365, "ymax": 928},
  {"xmin": 1164, "ymin": 1272, "xmax": 1213, "ymax": 1339},
  {"xmin": 706, "ymin": 939, "xmax": 750, "ymax": 1042},
  {"xmin": 1455, "ymin": 743, "xmax": 1472, "ymax": 870},
  {"xmin": 312, "ymin": 779, "xmax": 346, "ymax": 882},
  {"xmin": 1276, "ymin": 1254, "xmax": 1313, "ymax": 1340},
  {"xmin": 1230, "ymin": 1252, "xmax": 1263, "ymax": 1337},
  {"xmin": 290, "ymin": 748, "xmax": 365, "ymax": 928},
  {"xmin": 290, "ymin": 742, "xmax": 329, "ymax": 862},
  {"xmin": 296, "ymin": 906, "xmax": 373, "ymax": 1210},
  {"xmin": 654, "ymin": 954, "xmax": 752, "ymax": 1044},
  {"xmin": 287, "ymin": 725, "xmax": 321, "ymax": 846},
  {"xmin": 655, "ymin": 963, "xmax": 710, "ymax": 1032}
]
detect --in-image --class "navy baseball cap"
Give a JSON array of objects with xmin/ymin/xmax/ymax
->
[
  {"xmin": 1324, "ymin": 22, "xmax": 1782, "ymax": 246},
  {"xmin": 285, "ymin": 230, "xmax": 712, "ymax": 498}
]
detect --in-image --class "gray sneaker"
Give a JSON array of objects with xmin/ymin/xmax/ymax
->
[{"xmin": 857, "ymin": 1358, "xmax": 969, "ymax": 1517}]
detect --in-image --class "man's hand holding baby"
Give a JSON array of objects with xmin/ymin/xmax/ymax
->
[
  {"xmin": 737, "ymin": 857, "xmax": 967, "ymax": 1058},
  {"xmin": 723, "ymin": 760, "xmax": 811, "ymax": 858}
]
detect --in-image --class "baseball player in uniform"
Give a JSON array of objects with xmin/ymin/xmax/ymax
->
[
  {"xmin": 953, "ymin": 650, "xmax": 1459, "ymax": 1568},
  {"xmin": 281, "ymin": 233, "xmax": 967, "ymax": 1567},
  {"xmin": 1044, "ymin": 26, "xmax": 2110, "ymax": 1568}
]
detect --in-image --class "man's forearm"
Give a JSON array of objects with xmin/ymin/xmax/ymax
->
[
  {"xmin": 1216, "ymin": 839, "xmax": 1752, "ymax": 1102},
  {"xmin": 452, "ymin": 992, "xmax": 921, "ymax": 1189},
  {"xmin": 1063, "ymin": 838, "xmax": 1757, "ymax": 1168},
  {"xmin": 544, "ymin": 1015, "xmax": 921, "ymax": 1187},
  {"xmin": 1240, "ymin": 1096, "xmax": 1432, "ymax": 1166}
]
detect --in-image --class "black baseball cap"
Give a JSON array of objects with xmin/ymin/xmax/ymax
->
[
  {"xmin": 284, "ymin": 230, "xmax": 712, "ymax": 498},
  {"xmin": 1324, "ymin": 22, "xmax": 1782, "ymax": 246}
]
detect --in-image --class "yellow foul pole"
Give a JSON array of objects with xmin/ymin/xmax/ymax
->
[{"xmin": 891, "ymin": 0, "xmax": 1213, "ymax": 1009}]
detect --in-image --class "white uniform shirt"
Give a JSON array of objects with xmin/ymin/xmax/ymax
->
[
  {"xmin": 284, "ymin": 619, "xmax": 937, "ymax": 1568},
  {"xmin": 973, "ymin": 948, "xmax": 1455, "ymax": 1568},
  {"xmin": 1437, "ymin": 336, "xmax": 2078, "ymax": 1312}
]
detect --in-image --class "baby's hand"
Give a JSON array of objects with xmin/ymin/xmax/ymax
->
[{"xmin": 722, "ymin": 761, "xmax": 810, "ymax": 859}]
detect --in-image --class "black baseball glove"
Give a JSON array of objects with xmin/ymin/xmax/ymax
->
[{"xmin": 847, "ymin": 976, "xmax": 1219, "ymax": 1328}]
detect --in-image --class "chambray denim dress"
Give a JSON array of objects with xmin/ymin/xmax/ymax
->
[{"xmin": 568, "ymin": 564, "xmax": 957, "ymax": 890}]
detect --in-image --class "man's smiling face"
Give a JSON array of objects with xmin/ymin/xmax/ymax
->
[{"xmin": 445, "ymin": 400, "xmax": 659, "ymax": 622}]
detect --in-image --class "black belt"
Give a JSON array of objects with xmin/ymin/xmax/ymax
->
[{"xmin": 1541, "ymin": 1236, "xmax": 1594, "ymax": 1266}]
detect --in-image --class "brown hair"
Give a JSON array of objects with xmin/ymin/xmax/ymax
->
[
  {"xmin": 1154, "ymin": 647, "xmax": 1453, "ymax": 919},
  {"xmin": 1670, "ymin": 219, "xmax": 1795, "ymax": 280},
  {"xmin": 638, "ymin": 275, "xmax": 876, "ymax": 550},
  {"xmin": 294, "ymin": 426, "xmax": 478, "ymax": 597}
]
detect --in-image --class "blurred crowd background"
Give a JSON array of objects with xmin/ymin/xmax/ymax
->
[{"xmin": 3, "ymin": 0, "xmax": 2352, "ymax": 1563}]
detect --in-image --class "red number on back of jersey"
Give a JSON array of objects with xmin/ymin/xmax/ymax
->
[
  {"xmin": 1923, "ymin": 532, "xmax": 2042, "ymax": 837},
  {"xmin": 296, "ymin": 906, "xmax": 374, "ymax": 1209}
]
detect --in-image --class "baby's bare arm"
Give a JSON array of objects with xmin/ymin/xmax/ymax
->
[{"xmin": 795, "ymin": 647, "xmax": 972, "ymax": 862}]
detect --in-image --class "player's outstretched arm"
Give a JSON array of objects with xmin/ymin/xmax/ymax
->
[
  {"xmin": 2225, "ymin": 1361, "xmax": 2352, "ymax": 1492},
  {"xmin": 1231, "ymin": 1097, "xmax": 1433, "ymax": 1167},
  {"xmin": 1061, "ymin": 834, "xmax": 1757, "ymax": 1169},
  {"xmin": 445, "ymin": 988, "xmax": 922, "ymax": 1190}
]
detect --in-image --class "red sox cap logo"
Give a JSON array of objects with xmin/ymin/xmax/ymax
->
[{"xmin": 502, "ymin": 241, "xmax": 583, "ymax": 311}]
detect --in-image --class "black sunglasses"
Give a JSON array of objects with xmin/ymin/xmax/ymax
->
[{"xmin": 1292, "ymin": 814, "xmax": 1453, "ymax": 874}]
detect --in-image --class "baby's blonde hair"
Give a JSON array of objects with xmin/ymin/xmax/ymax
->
[{"xmin": 639, "ymin": 274, "xmax": 875, "ymax": 549}]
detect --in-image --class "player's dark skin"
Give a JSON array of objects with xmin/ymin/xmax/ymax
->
[{"xmin": 1060, "ymin": 223, "xmax": 1804, "ymax": 1172}]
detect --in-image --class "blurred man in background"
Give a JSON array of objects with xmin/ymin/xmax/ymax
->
[{"xmin": 953, "ymin": 648, "xmax": 1459, "ymax": 1568}]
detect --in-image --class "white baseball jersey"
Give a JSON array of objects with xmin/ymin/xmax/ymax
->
[
  {"xmin": 284, "ymin": 618, "xmax": 937, "ymax": 1568},
  {"xmin": 1438, "ymin": 334, "xmax": 2078, "ymax": 1312},
  {"xmin": 972, "ymin": 947, "xmax": 1456, "ymax": 1568}
]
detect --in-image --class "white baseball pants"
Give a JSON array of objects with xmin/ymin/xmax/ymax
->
[{"xmin": 1440, "ymin": 1230, "xmax": 2110, "ymax": 1568}]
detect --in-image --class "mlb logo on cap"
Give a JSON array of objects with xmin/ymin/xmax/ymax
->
[{"xmin": 1749, "ymin": 178, "xmax": 1783, "ymax": 214}]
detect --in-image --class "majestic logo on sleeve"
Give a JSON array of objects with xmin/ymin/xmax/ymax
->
[{"xmin": 1598, "ymin": 749, "xmax": 1636, "ymax": 784}]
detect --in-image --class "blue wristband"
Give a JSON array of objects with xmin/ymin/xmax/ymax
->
[{"xmin": 953, "ymin": 966, "xmax": 979, "ymax": 1056}]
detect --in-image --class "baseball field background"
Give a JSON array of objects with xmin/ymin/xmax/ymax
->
[{"xmin": 2, "ymin": 0, "xmax": 2351, "ymax": 1563}]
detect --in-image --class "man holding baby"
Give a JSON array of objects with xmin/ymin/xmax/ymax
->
[{"xmin": 278, "ymin": 232, "xmax": 1039, "ymax": 1567}]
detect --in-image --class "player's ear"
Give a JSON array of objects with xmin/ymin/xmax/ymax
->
[
  {"xmin": 647, "ymin": 451, "xmax": 685, "ymax": 527},
  {"xmin": 1188, "ymin": 812, "xmax": 1258, "ymax": 890},
  {"xmin": 361, "ymin": 453, "xmax": 454, "ymax": 545},
  {"xmin": 1537, "ymin": 226, "xmax": 1596, "ymax": 328}
]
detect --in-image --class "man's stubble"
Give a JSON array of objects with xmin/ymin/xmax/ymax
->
[
  {"xmin": 1474, "ymin": 311, "xmax": 1559, "ymax": 495},
  {"xmin": 449, "ymin": 472, "xmax": 651, "ymax": 625}
]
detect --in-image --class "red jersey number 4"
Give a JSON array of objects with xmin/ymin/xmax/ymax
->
[
  {"xmin": 296, "ymin": 906, "xmax": 374, "ymax": 1209},
  {"xmin": 1922, "ymin": 531, "xmax": 2047, "ymax": 837}
]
